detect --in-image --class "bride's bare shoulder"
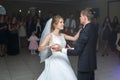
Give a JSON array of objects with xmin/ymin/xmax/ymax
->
[{"xmin": 45, "ymin": 33, "xmax": 52, "ymax": 38}]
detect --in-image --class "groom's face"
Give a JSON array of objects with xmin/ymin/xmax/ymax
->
[{"xmin": 80, "ymin": 13, "xmax": 86, "ymax": 25}]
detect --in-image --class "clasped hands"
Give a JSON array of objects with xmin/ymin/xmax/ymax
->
[
  {"xmin": 50, "ymin": 44, "xmax": 73, "ymax": 52},
  {"xmin": 50, "ymin": 44, "xmax": 62, "ymax": 52}
]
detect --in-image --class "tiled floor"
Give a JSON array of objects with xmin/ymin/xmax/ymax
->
[{"xmin": 0, "ymin": 48, "xmax": 120, "ymax": 80}]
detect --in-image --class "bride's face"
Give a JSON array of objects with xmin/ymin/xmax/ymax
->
[{"xmin": 56, "ymin": 18, "xmax": 64, "ymax": 30}]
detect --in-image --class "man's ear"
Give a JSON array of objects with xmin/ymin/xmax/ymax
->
[{"xmin": 84, "ymin": 16, "xmax": 87, "ymax": 21}]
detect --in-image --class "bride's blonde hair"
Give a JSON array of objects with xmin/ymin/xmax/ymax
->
[{"xmin": 51, "ymin": 15, "xmax": 63, "ymax": 32}]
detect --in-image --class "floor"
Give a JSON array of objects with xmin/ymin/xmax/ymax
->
[{"xmin": 0, "ymin": 48, "xmax": 120, "ymax": 80}]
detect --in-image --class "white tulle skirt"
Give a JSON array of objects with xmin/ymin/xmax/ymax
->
[{"xmin": 37, "ymin": 52, "xmax": 77, "ymax": 80}]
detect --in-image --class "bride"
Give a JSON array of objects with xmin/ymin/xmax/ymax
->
[{"xmin": 37, "ymin": 15, "xmax": 80, "ymax": 80}]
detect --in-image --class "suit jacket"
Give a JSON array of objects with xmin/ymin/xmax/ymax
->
[{"xmin": 68, "ymin": 23, "xmax": 98, "ymax": 72}]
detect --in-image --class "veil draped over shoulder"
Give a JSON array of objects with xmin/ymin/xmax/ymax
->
[{"xmin": 39, "ymin": 18, "xmax": 52, "ymax": 63}]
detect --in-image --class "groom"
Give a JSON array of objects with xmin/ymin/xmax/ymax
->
[{"xmin": 53, "ymin": 8, "xmax": 98, "ymax": 80}]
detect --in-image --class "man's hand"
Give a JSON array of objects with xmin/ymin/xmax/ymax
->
[{"xmin": 67, "ymin": 44, "xmax": 74, "ymax": 50}]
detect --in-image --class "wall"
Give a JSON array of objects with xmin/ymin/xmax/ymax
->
[
  {"xmin": 109, "ymin": 1, "xmax": 120, "ymax": 20},
  {"xmin": 0, "ymin": 1, "xmax": 78, "ymax": 18},
  {"xmin": 0, "ymin": 0, "xmax": 120, "ymax": 24}
]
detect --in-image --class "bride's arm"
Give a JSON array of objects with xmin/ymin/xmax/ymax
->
[
  {"xmin": 64, "ymin": 29, "xmax": 81, "ymax": 41},
  {"xmin": 38, "ymin": 34, "xmax": 51, "ymax": 51}
]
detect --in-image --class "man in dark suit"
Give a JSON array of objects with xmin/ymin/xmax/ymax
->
[{"xmin": 53, "ymin": 8, "xmax": 98, "ymax": 80}]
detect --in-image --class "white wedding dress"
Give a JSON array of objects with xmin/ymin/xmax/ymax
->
[{"xmin": 37, "ymin": 33, "xmax": 77, "ymax": 80}]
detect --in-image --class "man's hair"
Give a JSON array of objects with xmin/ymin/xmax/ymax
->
[{"xmin": 81, "ymin": 8, "xmax": 95, "ymax": 21}]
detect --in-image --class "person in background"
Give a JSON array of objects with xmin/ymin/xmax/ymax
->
[
  {"xmin": 64, "ymin": 14, "xmax": 76, "ymax": 46},
  {"xmin": 28, "ymin": 31, "xmax": 39, "ymax": 55},
  {"xmin": 102, "ymin": 16, "xmax": 112, "ymax": 56},
  {"xmin": 18, "ymin": 17, "xmax": 27, "ymax": 48},
  {"xmin": 65, "ymin": 14, "xmax": 76, "ymax": 34},
  {"xmin": 113, "ymin": 16, "xmax": 120, "ymax": 57},
  {"xmin": 0, "ymin": 15, "xmax": 7, "ymax": 57},
  {"xmin": 116, "ymin": 31, "xmax": 120, "ymax": 57},
  {"xmin": 92, "ymin": 17, "xmax": 100, "ymax": 52},
  {"xmin": 35, "ymin": 17, "xmax": 42, "ymax": 38},
  {"xmin": 7, "ymin": 16, "xmax": 19, "ymax": 55},
  {"xmin": 111, "ymin": 16, "xmax": 119, "ymax": 52}
]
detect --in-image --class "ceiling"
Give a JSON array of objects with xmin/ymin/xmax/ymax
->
[
  {"xmin": 2, "ymin": 0, "xmax": 84, "ymax": 5},
  {"xmin": 1, "ymin": 0, "xmax": 120, "ymax": 5}
]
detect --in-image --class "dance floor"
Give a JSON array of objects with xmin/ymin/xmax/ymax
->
[{"xmin": 0, "ymin": 48, "xmax": 120, "ymax": 80}]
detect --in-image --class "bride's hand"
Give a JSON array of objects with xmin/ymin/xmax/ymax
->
[{"xmin": 50, "ymin": 44, "xmax": 62, "ymax": 51}]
